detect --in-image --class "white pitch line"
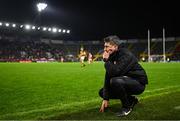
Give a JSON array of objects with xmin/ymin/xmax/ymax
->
[
  {"xmin": 0, "ymin": 86, "xmax": 180, "ymax": 118},
  {"xmin": 145, "ymin": 85, "xmax": 180, "ymax": 93},
  {"xmin": 141, "ymin": 90, "xmax": 180, "ymax": 100},
  {"xmin": 174, "ymin": 106, "xmax": 180, "ymax": 110}
]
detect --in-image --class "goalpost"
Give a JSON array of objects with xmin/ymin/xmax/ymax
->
[
  {"xmin": 163, "ymin": 28, "xmax": 166, "ymax": 62},
  {"xmin": 148, "ymin": 29, "xmax": 151, "ymax": 62},
  {"xmin": 148, "ymin": 28, "xmax": 166, "ymax": 62}
]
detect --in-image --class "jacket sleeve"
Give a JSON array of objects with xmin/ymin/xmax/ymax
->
[
  {"xmin": 104, "ymin": 54, "xmax": 134, "ymax": 77},
  {"xmin": 103, "ymin": 72, "xmax": 111, "ymax": 100}
]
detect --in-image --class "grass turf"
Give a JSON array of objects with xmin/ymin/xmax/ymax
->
[{"xmin": 0, "ymin": 62, "xmax": 180, "ymax": 120}]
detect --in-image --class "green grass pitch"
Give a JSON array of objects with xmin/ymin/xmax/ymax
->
[{"xmin": 0, "ymin": 62, "xmax": 180, "ymax": 120}]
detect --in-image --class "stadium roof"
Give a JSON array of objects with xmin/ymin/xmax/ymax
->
[{"xmin": 0, "ymin": 0, "xmax": 179, "ymax": 40}]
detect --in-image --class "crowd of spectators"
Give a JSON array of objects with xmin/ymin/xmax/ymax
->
[
  {"xmin": 0, "ymin": 38, "xmax": 179, "ymax": 62},
  {"xmin": 0, "ymin": 39, "xmax": 64, "ymax": 62}
]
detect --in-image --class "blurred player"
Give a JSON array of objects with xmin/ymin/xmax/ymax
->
[
  {"xmin": 79, "ymin": 47, "xmax": 87, "ymax": 67},
  {"xmin": 88, "ymin": 52, "xmax": 93, "ymax": 64},
  {"xmin": 60, "ymin": 56, "xmax": 64, "ymax": 62}
]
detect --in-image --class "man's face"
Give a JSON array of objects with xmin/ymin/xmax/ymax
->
[{"xmin": 104, "ymin": 42, "xmax": 118, "ymax": 55}]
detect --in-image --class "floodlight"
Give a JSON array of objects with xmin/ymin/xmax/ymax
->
[
  {"xmin": 0, "ymin": 22, "xmax": 2, "ymax": 26},
  {"xmin": 12, "ymin": 24, "xmax": 16, "ymax": 28},
  {"xmin": 37, "ymin": 3, "xmax": 47, "ymax": 12},
  {"xmin": 52, "ymin": 28, "xmax": 57, "ymax": 33},
  {"xmin": 43, "ymin": 27, "xmax": 47, "ymax": 31},
  {"xmin": 20, "ymin": 25, "xmax": 24, "ymax": 28},
  {"xmin": 25, "ymin": 25, "xmax": 31, "ymax": 30},
  {"xmin": 67, "ymin": 30, "xmax": 70, "ymax": 34},
  {"xmin": 58, "ymin": 29, "xmax": 62, "ymax": 32},
  {"xmin": 5, "ymin": 23, "xmax": 10, "ymax": 27},
  {"xmin": 62, "ymin": 29, "xmax": 66, "ymax": 33},
  {"xmin": 32, "ymin": 26, "xmax": 36, "ymax": 30},
  {"xmin": 48, "ymin": 28, "xmax": 52, "ymax": 31},
  {"xmin": 37, "ymin": 27, "xmax": 41, "ymax": 30}
]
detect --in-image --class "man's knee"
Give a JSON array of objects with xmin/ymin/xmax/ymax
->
[
  {"xmin": 110, "ymin": 77, "xmax": 125, "ymax": 88},
  {"xmin": 99, "ymin": 88, "xmax": 103, "ymax": 98}
]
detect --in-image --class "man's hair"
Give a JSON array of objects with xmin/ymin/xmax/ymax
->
[{"xmin": 103, "ymin": 35, "xmax": 121, "ymax": 46}]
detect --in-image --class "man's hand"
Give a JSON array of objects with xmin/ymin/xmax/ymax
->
[
  {"xmin": 99, "ymin": 100, "xmax": 109, "ymax": 112},
  {"xmin": 103, "ymin": 51, "xmax": 110, "ymax": 61}
]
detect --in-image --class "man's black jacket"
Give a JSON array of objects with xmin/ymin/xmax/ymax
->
[{"xmin": 103, "ymin": 48, "xmax": 148, "ymax": 100}]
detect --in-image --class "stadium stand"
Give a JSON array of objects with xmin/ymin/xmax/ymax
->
[{"xmin": 0, "ymin": 33, "xmax": 179, "ymax": 62}]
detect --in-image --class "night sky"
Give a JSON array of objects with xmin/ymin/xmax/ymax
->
[{"xmin": 0, "ymin": 0, "xmax": 179, "ymax": 40}]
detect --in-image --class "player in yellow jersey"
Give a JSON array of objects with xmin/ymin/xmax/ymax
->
[{"xmin": 79, "ymin": 47, "xmax": 87, "ymax": 67}]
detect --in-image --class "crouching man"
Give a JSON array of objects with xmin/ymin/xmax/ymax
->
[{"xmin": 99, "ymin": 35, "xmax": 148, "ymax": 117}]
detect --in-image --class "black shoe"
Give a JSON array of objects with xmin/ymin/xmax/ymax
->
[
  {"xmin": 116, "ymin": 107, "xmax": 132, "ymax": 117},
  {"xmin": 116, "ymin": 96, "xmax": 138, "ymax": 117}
]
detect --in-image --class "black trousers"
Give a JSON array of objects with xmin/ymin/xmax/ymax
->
[{"xmin": 99, "ymin": 76, "xmax": 145, "ymax": 107}]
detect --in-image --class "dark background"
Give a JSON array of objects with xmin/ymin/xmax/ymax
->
[{"xmin": 0, "ymin": 0, "xmax": 179, "ymax": 40}]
